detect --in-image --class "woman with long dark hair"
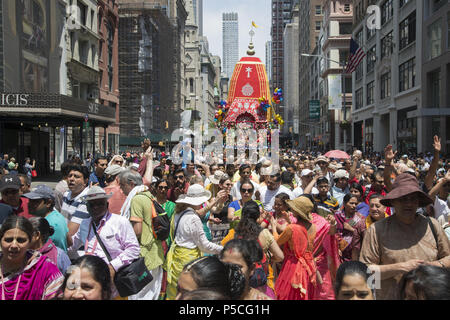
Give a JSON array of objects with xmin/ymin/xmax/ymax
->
[
  {"xmin": 62, "ymin": 255, "xmax": 112, "ymax": 300},
  {"xmin": 222, "ymin": 200, "xmax": 284, "ymax": 299},
  {"xmin": 175, "ymin": 256, "xmax": 245, "ymax": 300},
  {"xmin": 334, "ymin": 193, "xmax": 366, "ymax": 262},
  {"xmin": 220, "ymin": 239, "xmax": 273, "ymax": 300},
  {"xmin": 0, "ymin": 216, "xmax": 64, "ymax": 300}
]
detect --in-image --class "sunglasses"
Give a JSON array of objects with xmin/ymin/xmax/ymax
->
[
  {"xmin": 158, "ymin": 186, "xmax": 169, "ymax": 190},
  {"xmin": 241, "ymin": 188, "xmax": 254, "ymax": 194},
  {"xmin": 175, "ymin": 175, "xmax": 184, "ymax": 180},
  {"xmin": 114, "ymin": 161, "xmax": 123, "ymax": 165}
]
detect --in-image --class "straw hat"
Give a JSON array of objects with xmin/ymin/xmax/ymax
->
[
  {"xmin": 286, "ymin": 196, "xmax": 314, "ymax": 223},
  {"xmin": 176, "ymin": 184, "xmax": 211, "ymax": 206},
  {"xmin": 380, "ymin": 173, "xmax": 433, "ymax": 207}
]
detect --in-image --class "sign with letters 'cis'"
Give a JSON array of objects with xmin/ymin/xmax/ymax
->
[{"xmin": 0, "ymin": 94, "xmax": 29, "ymax": 106}]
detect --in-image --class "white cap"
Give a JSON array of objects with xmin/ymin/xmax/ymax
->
[
  {"xmin": 334, "ymin": 169, "xmax": 349, "ymax": 179},
  {"xmin": 301, "ymin": 169, "xmax": 313, "ymax": 177}
]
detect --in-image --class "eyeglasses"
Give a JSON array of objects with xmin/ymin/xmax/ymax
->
[
  {"xmin": 175, "ymin": 175, "xmax": 184, "ymax": 180},
  {"xmin": 241, "ymin": 188, "xmax": 254, "ymax": 194}
]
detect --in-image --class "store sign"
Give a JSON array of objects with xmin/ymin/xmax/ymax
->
[
  {"xmin": 0, "ymin": 93, "xmax": 30, "ymax": 106},
  {"xmin": 309, "ymin": 100, "xmax": 320, "ymax": 121}
]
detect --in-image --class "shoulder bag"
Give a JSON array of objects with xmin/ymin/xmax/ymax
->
[{"xmin": 91, "ymin": 224, "xmax": 153, "ymax": 297}]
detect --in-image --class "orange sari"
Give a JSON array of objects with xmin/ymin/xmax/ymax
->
[{"xmin": 275, "ymin": 224, "xmax": 317, "ymax": 300}]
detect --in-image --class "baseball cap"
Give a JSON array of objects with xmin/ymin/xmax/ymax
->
[
  {"xmin": 23, "ymin": 185, "xmax": 55, "ymax": 201},
  {"xmin": 105, "ymin": 164, "xmax": 125, "ymax": 176},
  {"xmin": 0, "ymin": 174, "xmax": 21, "ymax": 192},
  {"xmin": 130, "ymin": 163, "xmax": 139, "ymax": 170},
  {"xmin": 402, "ymin": 154, "xmax": 408, "ymax": 158}
]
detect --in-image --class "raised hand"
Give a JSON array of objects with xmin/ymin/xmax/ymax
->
[
  {"xmin": 384, "ymin": 144, "xmax": 397, "ymax": 164},
  {"xmin": 433, "ymin": 136, "xmax": 441, "ymax": 153}
]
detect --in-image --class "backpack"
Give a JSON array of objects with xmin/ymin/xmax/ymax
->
[
  {"xmin": 249, "ymin": 239, "xmax": 271, "ymax": 288},
  {"xmin": 151, "ymin": 200, "xmax": 171, "ymax": 241}
]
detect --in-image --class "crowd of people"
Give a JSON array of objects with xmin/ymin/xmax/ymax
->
[{"xmin": 0, "ymin": 136, "xmax": 449, "ymax": 300}]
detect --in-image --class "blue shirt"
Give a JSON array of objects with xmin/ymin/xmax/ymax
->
[
  {"xmin": 46, "ymin": 209, "xmax": 69, "ymax": 251},
  {"xmin": 88, "ymin": 172, "xmax": 106, "ymax": 188}
]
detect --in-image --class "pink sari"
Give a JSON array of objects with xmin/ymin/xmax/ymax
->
[
  {"xmin": 0, "ymin": 251, "xmax": 63, "ymax": 300},
  {"xmin": 309, "ymin": 213, "xmax": 340, "ymax": 300}
]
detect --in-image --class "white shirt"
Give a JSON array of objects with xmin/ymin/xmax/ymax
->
[
  {"xmin": 293, "ymin": 185, "xmax": 319, "ymax": 198},
  {"xmin": 231, "ymin": 180, "xmax": 260, "ymax": 201},
  {"xmin": 258, "ymin": 185, "xmax": 294, "ymax": 212},
  {"xmin": 173, "ymin": 208, "xmax": 223, "ymax": 254},
  {"xmin": 434, "ymin": 196, "xmax": 450, "ymax": 226}
]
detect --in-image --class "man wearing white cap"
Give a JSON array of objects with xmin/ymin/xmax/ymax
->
[
  {"xmin": 67, "ymin": 186, "xmax": 141, "ymax": 298},
  {"xmin": 330, "ymin": 169, "xmax": 350, "ymax": 207},
  {"xmin": 293, "ymin": 169, "xmax": 319, "ymax": 198}
]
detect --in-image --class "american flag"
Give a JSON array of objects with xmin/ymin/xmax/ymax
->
[{"xmin": 344, "ymin": 38, "xmax": 366, "ymax": 74}]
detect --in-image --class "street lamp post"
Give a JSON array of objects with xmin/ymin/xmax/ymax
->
[{"xmin": 301, "ymin": 53, "xmax": 349, "ymax": 152}]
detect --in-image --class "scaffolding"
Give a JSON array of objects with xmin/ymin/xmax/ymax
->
[{"xmin": 118, "ymin": 1, "xmax": 180, "ymax": 146}]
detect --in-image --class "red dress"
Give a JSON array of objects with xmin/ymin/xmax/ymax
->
[{"xmin": 275, "ymin": 224, "xmax": 317, "ymax": 300}]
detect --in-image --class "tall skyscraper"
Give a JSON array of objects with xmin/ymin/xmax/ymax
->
[
  {"xmin": 222, "ymin": 12, "xmax": 239, "ymax": 79},
  {"xmin": 265, "ymin": 41, "xmax": 272, "ymax": 83},
  {"xmin": 271, "ymin": 0, "xmax": 294, "ymax": 90},
  {"xmin": 193, "ymin": 0, "xmax": 203, "ymax": 36}
]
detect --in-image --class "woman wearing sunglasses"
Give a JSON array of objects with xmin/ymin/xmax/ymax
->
[{"xmin": 228, "ymin": 179, "xmax": 264, "ymax": 230}]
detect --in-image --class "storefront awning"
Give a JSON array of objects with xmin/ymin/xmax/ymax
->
[{"xmin": 0, "ymin": 93, "xmax": 116, "ymax": 125}]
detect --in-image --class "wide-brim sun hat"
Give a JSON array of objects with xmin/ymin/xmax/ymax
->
[
  {"xmin": 176, "ymin": 184, "xmax": 211, "ymax": 206},
  {"xmin": 380, "ymin": 173, "xmax": 433, "ymax": 207},
  {"xmin": 82, "ymin": 186, "xmax": 113, "ymax": 202},
  {"xmin": 286, "ymin": 196, "xmax": 314, "ymax": 223}
]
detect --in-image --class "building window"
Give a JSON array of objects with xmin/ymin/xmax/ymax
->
[
  {"xmin": 381, "ymin": 71, "xmax": 391, "ymax": 99},
  {"xmin": 428, "ymin": 69, "xmax": 441, "ymax": 108},
  {"xmin": 366, "ymin": 46, "xmax": 376, "ymax": 73},
  {"xmin": 315, "ymin": 5, "xmax": 322, "ymax": 15},
  {"xmin": 77, "ymin": 1, "xmax": 87, "ymax": 27},
  {"xmin": 339, "ymin": 22, "xmax": 352, "ymax": 35},
  {"xmin": 381, "ymin": 31, "xmax": 394, "ymax": 58},
  {"xmin": 367, "ymin": 81, "xmax": 375, "ymax": 105},
  {"xmin": 381, "ymin": 0, "xmax": 393, "ymax": 25},
  {"xmin": 399, "ymin": 58, "xmax": 415, "ymax": 92},
  {"xmin": 355, "ymin": 62, "xmax": 363, "ymax": 80},
  {"xmin": 315, "ymin": 21, "xmax": 322, "ymax": 31},
  {"xmin": 427, "ymin": 18, "xmax": 442, "ymax": 60},
  {"xmin": 399, "ymin": 11, "xmax": 416, "ymax": 50},
  {"xmin": 355, "ymin": 88, "xmax": 363, "ymax": 110}
]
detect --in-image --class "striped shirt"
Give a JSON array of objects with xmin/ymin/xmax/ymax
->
[{"xmin": 60, "ymin": 187, "xmax": 90, "ymax": 225}]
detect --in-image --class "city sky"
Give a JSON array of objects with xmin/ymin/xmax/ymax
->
[{"xmin": 203, "ymin": 0, "xmax": 272, "ymax": 66}]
